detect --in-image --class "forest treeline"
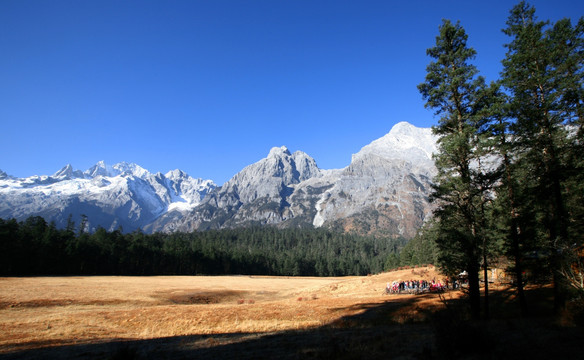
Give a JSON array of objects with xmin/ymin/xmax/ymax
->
[{"xmin": 0, "ymin": 216, "xmax": 432, "ymax": 277}]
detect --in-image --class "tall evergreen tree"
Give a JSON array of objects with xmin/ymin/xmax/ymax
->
[
  {"xmin": 501, "ymin": 1, "xmax": 583, "ymax": 311},
  {"xmin": 418, "ymin": 19, "xmax": 495, "ymax": 320},
  {"xmin": 483, "ymin": 83, "xmax": 530, "ymax": 315}
]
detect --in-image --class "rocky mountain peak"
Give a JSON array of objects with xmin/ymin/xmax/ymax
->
[
  {"xmin": 0, "ymin": 162, "xmax": 217, "ymax": 233},
  {"xmin": 1, "ymin": 121, "xmax": 438, "ymax": 238},
  {"xmin": 352, "ymin": 122, "xmax": 437, "ymax": 172},
  {"xmin": 229, "ymin": 147, "xmax": 320, "ymax": 186},
  {"xmin": 53, "ymin": 164, "xmax": 84, "ymax": 179},
  {"xmin": 53, "ymin": 164, "xmax": 74, "ymax": 177},
  {"xmin": 84, "ymin": 161, "xmax": 111, "ymax": 178},
  {"xmin": 165, "ymin": 169, "xmax": 188, "ymax": 180},
  {"xmin": 82, "ymin": 161, "xmax": 150, "ymax": 179},
  {"xmin": 215, "ymin": 146, "xmax": 321, "ymax": 206},
  {"xmin": 268, "ymin": 146, "xmax": 292, "ymax": 158},
  {"xmin": 112, "ymin": 162, "xmax": 150, "ymax": 178},
  {"xmin": 291, "ymin": 150, "xmax": 321, "ymax": 182},
  {"xmin": 389, "ymin": 121, "xmax": 422, "ymax": 136}
]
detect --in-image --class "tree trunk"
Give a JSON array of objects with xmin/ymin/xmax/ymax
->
[
  {"xmin": 511, "ymin": 223, "xmax": 529, "ymax": 316},
  {"xmin": 482, "ymin": 249, "xmax": 490, "ymax": 320},
  {"xmin": 468, "ymin": 266, "xmax": 481, "ymax": 320},
  {"xmin": 547, "ymin": 144, "xmax": 569, "ymax": 313}
]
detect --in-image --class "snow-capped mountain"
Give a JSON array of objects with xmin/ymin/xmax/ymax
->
[
  {"xmin": 147, "ymin": 122, "xmax": 438, "ymax": 238},
  {"xmin": 0, "ymin": 162, "xmax": 217, "ymax": 232},
  {"xmin": 353, "ymin": 121, "xmax": 437, "ymax": 167},
  {"xmin": 308, "ymin": 122, "xmax": 437, "ymax": 237},
  {"xmin": 0, "ymin": 122, "xmax": 437, "ymax": 238}
]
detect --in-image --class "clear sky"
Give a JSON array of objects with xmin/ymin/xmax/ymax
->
[{"xmin": 1, "ymin": 1, "xmax": 582, "ymax": 184}]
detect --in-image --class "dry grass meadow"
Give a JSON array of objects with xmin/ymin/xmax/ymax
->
[{"xmin": 1, "ymin": 266, "xmax": 582, "ymax": 359}]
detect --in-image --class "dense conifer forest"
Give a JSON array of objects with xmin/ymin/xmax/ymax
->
[{"xmin": 0, "ymin": 216, "xmax": 425, "ymax": 277}]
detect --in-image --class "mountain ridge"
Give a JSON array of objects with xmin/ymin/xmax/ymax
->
[{"xmin": 0, "ymin": 122, "xmax": 437, "ymax": 238}]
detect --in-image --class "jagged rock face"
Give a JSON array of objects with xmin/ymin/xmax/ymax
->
[
  {"xmin": 157, "ymin": 146, "xmax": 323, "ymax": 231},
  {"xmin": 312, "ymin": 155, "xmax": 434, "ymax": 238},
  {"xmin": 308, "ymin": 122, "xmax": 438, "ymax": 238},
  {"xmin": 1, "ymin": 122, "xmax": 437, "ymax": 238},
  {"xmin": 219, "ymin": 146, "xmax": 320, "ymax": 204},
  {"xmin": 152, "ymin": 122, "xmax": 438, "ymax": 238},
  {"xmin": 0, "ymin": 162, "xmax": 217, "ymax": 232}
]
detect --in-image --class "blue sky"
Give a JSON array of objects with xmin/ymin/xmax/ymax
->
[{"xmin": 1, "ymin": 1, "xmax": 582, "ymax": 184}]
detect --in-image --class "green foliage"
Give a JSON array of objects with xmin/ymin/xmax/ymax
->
[
  {"xmin": 385, "ymin": 220, "xmax": 439, "ymax": 270},
  {"xmin": 418, "ymin": 19, "xmax": 498, "ymax": 319},
  {"xmin": 0, "ymin": 216, "xmax": 404, "ymax": 277},
  {"xmin": 417, "ymin": 2, "xmax": 584, "ymax": 318},
  {"xmin": 500, "ymin": 1, "xmax": 584, "ymax": 311}
]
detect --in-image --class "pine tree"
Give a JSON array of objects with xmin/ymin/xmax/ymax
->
[
  {"xmin": 501, "ymin": 1, "xmax": 583, "ymax": 311},
  {"xmin": 483, "ymin": 82, "xmax": 530, "ymax": 315},
  {"xmin": 418, "ymin": 19, "xmax": 496, "ymax": 320}
]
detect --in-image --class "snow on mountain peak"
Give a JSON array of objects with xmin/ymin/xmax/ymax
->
[
  {"xmin": 85, "ymin": 161, "xmax": 112, "ymax": 178},
  {"xmin": 165, "ymin": 169, "xmax": 188, "ymax": 180},
  {"xmin": 1, "ymin": 121, "xmax": 438, "ymax": 236},
  {"xmin": 53, "ymin": 164, "xmax": 74, "ymax": 177},
  {"xmin": 112, "ymin": 162, "xmax": 150, "ymax": 178},
  {"xmin": 268, "ymin": 146, "xmax": 291, "ymax": 158},
  {"xmin": 53, "ymin": 164, "xmax": 84, "ymax": 179},
  {"xmin": 0, "ymin": 160, "xmax": 218, "ymax": 232},
  {"xmin": 389, "ymin": 121, "xmax": 421, "ymax": 136},
  {"xmin": 82, "ymin": 161, "xmax": 150, "ymax": 179},
  {"xmin": 352, "ymin": 122, "xmax": 437, "ymax": 164}
]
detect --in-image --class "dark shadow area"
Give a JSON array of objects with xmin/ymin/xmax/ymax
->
[{"xmin": 1, "ymin": 287, "xmax": 582, "ymax": 360}]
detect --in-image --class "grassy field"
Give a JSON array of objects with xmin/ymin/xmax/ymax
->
[{"xmin": 0, "ymin": 267, "xmax": 582, "ymax": 359}]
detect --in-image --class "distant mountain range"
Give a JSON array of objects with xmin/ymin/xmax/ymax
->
[{"xmin": 0, "ymin": 122, "xmax": 437, "ymax": 238}]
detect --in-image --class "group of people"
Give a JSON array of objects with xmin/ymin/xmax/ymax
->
[{"xmin": 385, "ymin": 279, "xmax": 445, "ymax": 294}]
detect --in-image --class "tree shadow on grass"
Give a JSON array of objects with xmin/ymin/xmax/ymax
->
[
  {"xmin": 0, "ymin": 295, "xmax": 434, "ymax": 360},
  {"xmin": 1, "ymin": 288, "xmax": 582, "ymax": 360}
]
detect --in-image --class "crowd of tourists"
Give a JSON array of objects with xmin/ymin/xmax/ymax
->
[{"xmin": 385, "ymin": 279, "xmax": 447, "ymax": 294}]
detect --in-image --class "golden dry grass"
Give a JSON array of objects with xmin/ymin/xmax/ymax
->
[
  {"xmin": 3, "ymin": 267, "xmax": 583, "ymax": 359},
  {"xmin": 0, "ymin": 267, "xmax": 446, "ymax": 354}
]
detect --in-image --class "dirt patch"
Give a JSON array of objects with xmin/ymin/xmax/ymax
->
[
  {"xmin": 0, "ymin": 299, "xmax": 134, "ymax": 309},
  {"xmin": 159, "ymin": 290, "xmax": 249, "ymax": 305}
]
